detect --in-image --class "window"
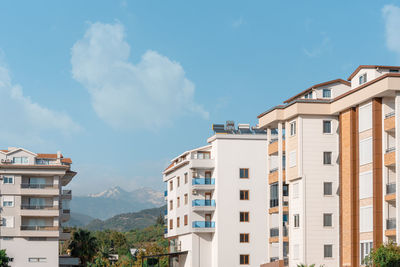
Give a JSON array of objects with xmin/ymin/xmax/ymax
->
[
  {"xmin": 323, "ymin": 89, "xmax": 331, "ymax": 98},
  {"xmin": 184, "ymin": 194, "xmax": 188, "ymax": 205},
  {"xmin": 360, "ymin": 241, "xmax": 373, "ymax": 264},
  {"xmin": 290, "ymin": 121, "xmax": 296, "ymax": 136},
  {"xmin": 2, "ymin": 196, "xmax": 14, "ymax": 207},
  {"xmin": 359, "ymin": 171, "xmax": 373, "ymax": 199},
  {"xmin": 169, "ymin": 180, "xmax": 173, "ymax": 191},
  {"xmin": 324, "ymin": 182, "xmax": 333, "ymax": 196},
  {"xmin": 2, "ymin": 216, "xmax": 14, "ymax": 228},
  {"xmin": 359, "ymin": 73, "xmax": 367, "ymax": 85},
  {"xmin": 323, "ymin": 152, "xmax": 332, "ymax": 165},
  {"xmin": 177, "ymin": 217, "xmax": 180, "ymax": 228},
  {"xmin": 177, "ymin": 197, "xmax": 180, "ymax": 208},
  {"xmin": 294, "ymin": 214, "xmax": 300, "ymax": 227},
  {"xmin": 324, "ymin": 244, "xmax": 333, "ymax": 258},
  {"xmin": 169, "ymin": 200, "xmax": 173, "ymax": 211},
  {"xmin": 3, "ymin": 176, "xmax": 13, "ymax": 184},
  {"xmin": 2, "ymin": 237, "xmax": 13, "ymax": 240},
  {"xmin": 359, "ymin": 103, "xmax": 372, "ymax": 132},
  {"xmin": 169, "ymin": 219, "xmax": 173, "ymax": 230},
  {"xmin": 177, "ymin": 177, "xmax": 180, "ymax": 187},
  {"xmin": 283, "ymin": 184, "xmax": 289, "ymax": 196},
  {"xmin": 389, "ymin": 69, "xmax": 399, "ymax": 73},
  {"xmin": 35, "ymin": 159, "xmax": 49, "ymax": 165},
  {"xmin": 293, "ymin": 183, "xmax": 299, "ymax": 199},
  {"xmin": 359, "ymin": 138, "xmax": 372, "ymax": 165},
  {"xmin": 13, "ymin": 157, "xmax": 28, "ymax": 164},
  {"xmin": 240, "ymin": 212, "xmax": 249, "ymax": 222},
  {"xmin": 240, "ymin": 168, "xmax": 249, "ymax": 179},
  {"xmin": 240, "ymin": 233, "xmax": 249, "ymax": 243},
  {"xmin": 289, "ymin": 150, "xmax": 297, "ymax": 167},
  {"xmin": 240, "ymin": 190, "xmax": 249, "ymax": 200},
  {"xmin": 240, "ymin": 255, "xmax": 249, "ymax": 265},
  {"xmin": 28, "ymin": 258, "xmax": 47, "ymax": 263},
  {"xmin": 323, "ymin": 213, "xmax": 332, "ymax": 227},
  {"xmin": 360, "ymin": 206, "xmax": 373, "ymax": 232},
  {"xmin": 184, "ymin": 173, "xmax": 188, "ymax": 184},
  {"xmin": 270, "ymin": 183, "xmax": 278, "ymax": 207},
  {"xmin": 304, "ymin": 91, "xmax": 312, "ymax": 99},
  {"xmin": 323, "ymin": 120, "xmax": 332, "ymax": 134},
  {"xmin": 184, "ymin": 215, "xmax": 188, "ymax": 226}
]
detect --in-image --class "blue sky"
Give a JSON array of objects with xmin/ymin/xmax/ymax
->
[{"xmin": 0, "ymin": 1, "xmax": 400, "ymax": 195}]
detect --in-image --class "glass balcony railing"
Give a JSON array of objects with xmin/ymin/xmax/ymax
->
[
  {"xmin": 385, "ymin": 111, "xmax": 395, "ymax": 119},
  {"xmin": 192, "ymin": 199, "xmax": 216, "ymax": 207},
  {"xmin": 269, "ymin": 167, "xmax": 278, "ymax": 173},
  {"xmin": 21, "ymin": 204, "xmax": 58, "ymax": 210},
  {"xmin": 270, "ymin": 199, "xmax": 279, "ymax": 208},
  {"xmin": 21, "ymin": 225, "xmax": 58, "ymax": 231},
  {"xmin": 386, "ymin": 147, "xmax": 396, "ymax": 154},
  {"xmin": 270, "ymin": 257, "xmax": 279, "ymax": 262},
  {"xmin": 387, "ymin": 183, "xmax": 396, "ymax": 195},
  {"xmin": 192, "ymin": 178, "xmax": 215, "ymax": 185},
  {"xmin": 192, "ymin": 221, "xmax": 215, "ymax": 228},
  {"xmin": 21, "ymin": 183, "xmax": 56, "ymax": 189},
  {"xmin": 164, "ymin": 190, "xmax": 167, "ymax": 197},
  {"xmin": 387, "ymin": 218, "xmax": 396, "ymax": 230}
]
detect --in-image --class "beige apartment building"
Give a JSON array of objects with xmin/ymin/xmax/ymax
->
[
  {"xmin": 0, "ymin": 147, "xmax": 76, "ymax": 267},
  {"xmin": 258, "ymin": 65, "xmax": 400, "ymax": 267}
]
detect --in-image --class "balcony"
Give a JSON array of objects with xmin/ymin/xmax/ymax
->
[
  {"xmin": 61, "ymin": 209, "xmax": 71, "ymax": 222},
  {"xmin": 21, "ymin": 225, "xmax": 58, "ymax": 231},
  {"xmin": 384, "ymin": 112, "xmax": 395, "ymax": 132},
  {"xmin": 385, "ymin": 183, "xmax": 396, "ymax": 202},
  {"xmin": 192, "ymin": 221, "xmax": 215, "ymax": 233},
  {"xmin": 189, "ymin": 159, "xmax": 214, "ymax": 169},
  {"xmin": 384, "ymin": 147, "xmax": 396, "ymax": 167},
  {"xmin": 270, "ymin": 227, "xmax": 279, "ymax": 237},
  {"xmin": 59, "ymin": 228, "xmax": 71, "ymax": 241},
  {"xmin": 268, "ymin": 169, "xmax": 286, "ymax": 184},
  {"xmin": 20, "ymin": 225, "xmax": 59, "ymax": 237},
  {"xmin": 62, "ymin": 190, "xmax": 72, "ymax": 200},
  {"xmin": 192, "ymin": 178, "xmax": 215, "ymax": 190},
  {"xmin": 386, "ymin": 218, "xmax": 396, "ymax": 237},
  {"xmin": 21, "ymin": 183, "xmax": 56, "ymax": 189},
  {"xmin": 20, "ymin": 183, "xmax": 59, "ymax": 196},
  {"xmin": 20, "ymin": 204, "xmax": 59, "ymax": 216},
  {"xmin": 192, "ymin": 199, "xmax": 216, "ymax": 212}
]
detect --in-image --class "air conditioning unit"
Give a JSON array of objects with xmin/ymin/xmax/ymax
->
[{"xmin": 192, "ymin": 189, "xmax": 198, "ymax": 195}]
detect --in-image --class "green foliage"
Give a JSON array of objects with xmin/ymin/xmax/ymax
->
[
  {"xmin": 86, "ymin": 256, "xmax": 111, "ymax": 267},
  {"xmin": 0, "ymin": 250, "xmax": 10, "ymax": 267},
  {"xmin": 68, "ymin": 229, "xmax": 98, "ymax": 265},
  {"xmin": 366, "ymin": 242, "xmax": 400, "ymax": 267},
  {"xmin": 156, "ymin": 212, "xmax": 164, "ymax": 225}
]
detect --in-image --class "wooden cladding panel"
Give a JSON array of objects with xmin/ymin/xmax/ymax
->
[{"xmin": 384, "ymin": 116, "xmax": 395, "ymax": 131}]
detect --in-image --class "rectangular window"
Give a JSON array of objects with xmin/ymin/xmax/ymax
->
[
  {"xmin": 294, "ymin": 214, "xmax": 300, "ymax": 227},
  {"xmin": 270, "ymin": 183, "xmax": 278, "ymax": 207},
  {"xmin": 2, "ymin": 216, "xmax": 14, "ymax": 228},
  {"xmin": 323, "ymin": 120, "xmax": 332, "ymax": 134},
  {"xmin": 240, "ymin": 254, "xmax": 249, "ymax": 265},
  {"xmin": 2, "ymin": 196, "xmax": 14, "ymax": 207},
  {"xmin": 290, "ymin": 121, "xmax": 296, "ymax": 136},
  {"xmin": 359, "ymin": 73, "xmax": 367, "ymax": 85},
  {"xmin": 289, "ymin": 150, "xmax": 297, "ymax": 167},
  {"xmin": 13, "ymin": 157, "xmax": 28, "ymax": 164},
  {"xmin": 177, "ymin": 177, "xmax": 180, "ymax": 187},
  {"xmin": 239, "ymin": 168, "xmax": 249, "ymax": 179},
  {"xmin": 323, "ymin": 213, "xmax": 332, "ymax": 227},
  {"xmin": 240, "ymin": 233, "xmax": 249, "ymax": 243},
  {"xmin": 360, "ymin": 206, "xmax": 373, "ymax": 232},
  {"xmin": 3, "ymin": 176, "xmax": 13, "ymax": 184},
  {"xmin": 177, "ymin": 217, "xmax": 180, "ymax": 228},
  {"xmin": 324, "ymin": 182, "xmax": 333, "ymax": 196},
  {"xmin": 359, "ymin": 138, "xmax": 372, "ymax": 165},
  {"xmin": 184, "ymin": 215, "xmax": 188, "ymax": 226},
  {"xmin": 177, "ymin": 197, "xmax": 180, "ymax": 208},
  {"xmin": 360, "ymin": 241, "xmax": 373, "ymax": 264},
  {"xmin": 28, "ymin": 258, "xmax": 47, "ymax": 263},
  {"xmin": 359, "ymin": 171, "xmax": 373, "ymax": 199},
  {"xmin": 169, "ymin": 200, "xmax": 173, "ymax": 211},
  {"xmin": 184, "ymin": 173, "xmax": 188, "ymax": 184},
  {"xmin": 240, "ymin": 212, "xmax": 249, "ymax": 222},
  {"xmin": 169, "ymin": 219, "xmax": 173, "ymax": 230},
  {"xmin": 184, "ymin": 194, "xmax": 188, "ymax": 205},
  {"xmin": 389, "ymin": 69, "xmax": 399, "ymax": 73},
  {"xmin": 359, "ymin": 102, "xmax": 372, "ymax": 132},
  {"xmin": 283, "ymin": 184, "xmax": 289, "ymax": 196},
  {"xmin": 323, "ymin": 89, "xmax": 331, "ymax": 98},
  {"xmin": 324, "ymin": 244, "xmax": 333, "ymax": 258},
  {"xmin": 323, "ymin": 152, "xmax": 332, "ymax": 165},
  {"xmin": 293, "ymin": 183, "xmax": 299, "ymax": 199},
  {"xmin": 240, "ymin": 190, "xmax": 249, "ymax": 200},
  {"xmin": 169, "ymin": 180, "xmax": 173, "ymax": 191}
]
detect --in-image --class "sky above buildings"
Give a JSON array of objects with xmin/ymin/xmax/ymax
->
[{"xmin": 1, "ymin": 1, "xmax": 400, "ymax": 195}]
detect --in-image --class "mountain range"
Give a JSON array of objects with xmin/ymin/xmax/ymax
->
[{"xmin": 69, "ymin": 186, "xmax": 164, "ymax": 221}]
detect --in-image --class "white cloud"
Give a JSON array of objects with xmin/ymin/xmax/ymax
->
[
  {"xmin": 383, "ymin": 5, "xmax": 400, "ymax": 58},
  {"xmin": 71, "ymin": 22, "xmax": 209, "ymax": 130},
  {"xmin": 303, "ymin": 32, "xmax": 331, "ymax": 58},
  {"xmin": 0, "ymin": 56, "xmax": 80, "ymax": 145}
]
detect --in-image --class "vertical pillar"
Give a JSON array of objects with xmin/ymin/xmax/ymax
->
[
  {"xmin": 278, "ymin": 123, "xmax": 283, "ymax": 260},
  {"xmin": 395, "ymin": 93, "xmax": 400, "ymax": 244},
  {"xmin": 267, "ymin": 127, "xmax": 271, "ymax": 260}
]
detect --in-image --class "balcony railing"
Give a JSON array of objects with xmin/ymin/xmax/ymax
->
[
  {"xmin": 387, "ymin": 218, "xmax": 396, "ymax": 230},
  {"xmin": 164, "ymin": 190, "xmax": 167, "ymax": 197},
  {"xmin": 283, "ymin": 226, "xmax": 288, "ymax": 237},
  {"xmin": 385, "ymin": 111, "xmax": 395, "ymax": 119},
  {"xmin": 62, "ymin": 190, "xmax": 72, "ymax": 195},
  {"xmin": 270, "ymin": 227, "xmax": 279, "ymax": 237},
  {"xmin": 21, "ymin": 204, "xmax": 58, "ymax": 210},
  {"xmin": 21, "ymin": 225, "xmax": 58, "ymax": 231},
  {"xmin": 284, "ymin": 257, "xmax": 289, "ymax": 266},
  {"xmin": 192, "ymin": 178, "xmax": 215, "ymax": 185},
  {"xmin": 270, "ymin": 199, "xmax": 279, "ymax": 208},
  {"xmin": 269, "ymin": 137, "xmax": 278, "ymax": 144},
  {"xmin": 62, "ymin": 209, "xmax": 71, "ymax": 214},
  {"xmin": 386, "ymin": 147, "xmax": 396, "ymax": 154},
  {"xmin": 269, "ymin": 167, "xmax": 278, "ymax": 173},
  {"xmin": 387, "ymin": 183, "xmax": 396, "ymax": 195},
  {"xmin": 21, "ymin": 183, "xmax": 57, "ymax": 189},
  {"xmin": 270, "ymin": 257, "xmax": 279, "ymax": 262},
  {"xmin": 192, "ymin": 221, "xmax": 215, "ymax": 228},
  {"xmin": 283, "ymin": 201, "xmax": 289, "ymax": 207},
  {"xmin": 192, "ymin": 199, "xmax": 216, "ymax": 206},
  {"xmin": 164, "ymin": 209, "xmax": 167, "ymax": 215}
]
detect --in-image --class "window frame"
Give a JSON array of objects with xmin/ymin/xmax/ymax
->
[
  {"xmin": 169, "ymin": 180, "xmax": 173, "ymax": 191},
  {"xmin": 290, "ymin": 121, "xmax": 296, "ymax": 136},
  {"xmin": 324, "ymin": 244, "xmax": 333, "ymax": 258},
  {"xmin": 323, "ymin": 120, "xmax": 332, "ymax": 134},
  {"xmin": 177, "ymin": 197, "xmax": 180, "ymax": 208},
  {"xmin": 323, "ymin": 151, "xmax": 332, "ymax": 165},
  {"xmin": 240, "ymin": 212, "xmax": 250, "ymax": 222},
  {"xmin": 177, "ymin": 217, "xmax": 180, "ymax": 228},
  {"xmin": 323, "ymin": 182, "xmax": 333, "ymax": 196},
  {"xmin": 177, "ymin": 176, "xmax": 180, "ymax": 187},
  {"xmin": 322, "ymin": 89, "xmax": 331, "ymax": 98},
  {"xmin": 294, "ymin": 214, "xmax": 300, "ymax": 228},
  {"xmin": 359, "ymin": 73, "xmax": 367, "ymax": 85},
  {"xmin": 184, "ymin": 215, "xmax": 188, "ymax": 226},
  {"xmin": 240, "ymin": 190, "xmax": 249, "ymax": 200},
  {"xmin": 169, "ymin": 200, "xmax": 173, "ymax": 211},
  {"xmin": 323, "ymin": 213, "xmax": 333, "ymax": 227},
  {"xmin": 184, "ymin": 194, "xmax": 188, "ymax": 205},
  {"xmin": 169, "ymin": 219, "xmax": 173, "ymax": 230},
  {"xmin": 239, "ymin": 168, "xmax": 249, "ymax": 179},
  {"xmin": 239, "ymin": 233, "xmax": 250, "ymax": 243},
  {"xmin": 240, "ymin": 254, "xmax": 250, "ymax": 265},
  {"xmin": 3, "ymin": 176, "xmax": 14, "ymax": 184},
  {"xmin": 184, "ymin": 173, "xmax": 188, "ymax": 184}
]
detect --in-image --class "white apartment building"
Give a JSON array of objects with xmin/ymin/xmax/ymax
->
[
  {"xmin": 0, "ymin": 147, "xmax": 76, "ymax": 267},
  {"xmin": 258, "ymin": 65, "xmax": 400, "ymax": 267},
  {"xmin": 163, "ymin": 123, "xmax": 269, "ymax": 267}
]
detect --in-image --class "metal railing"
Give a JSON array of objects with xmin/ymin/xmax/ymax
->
[
  {"xmin": 21, "ymin": 204, "xmax": 58, "ymax": 210},
  {"xmin": 386, "ymin": 147, "xmax": 396, "ymax": 154},
  {"xmin": 270, "ymin": 227, "xmax": 279, "ymax": 237},
  {"xmin": 270, "ymin": 199, "xmax": 279, "ymax": 208},
  {"xmin": 192, "ymin": 178, "xmax": 215, "ymax": 185},
  {"xmin": 21, "ymin": 225, "xmax": 58, "ymax": 231},
  {"xmin": 192, "ymin": 221, "xmax": 215, "ymax": 228},
  {"xmin": 62, "ymin": 190, "xmax": 72, "ymax": 195},
  {"xmin": 192, "ymin": 199, "xmax": 216, "ymax": 206},
  {"xmin": 387, "ymin": 183, "xmax": 396, "ymax": 195},
  {"xmin": 270, "ymin": 257, "xmax": 279, "ymax": 262},
  {"xmin": 62, "ymin": 209, "xmax": 70, "ymax": 214},
  {"xmin": 21, "ymin": 183, "xmax": 56, "ymax": 189},
  {"xmin": 387, "ymin": 218, "xmax": 396, "ymax": 230},
  {"xmin": 283, "ymin": 226, "xmax": 288, "ymax": 237},
  {"xmin": 385, "ymin": 111, "xmax": 395, "ymax": 119},
  {"xmin": 269, "ymin": 167, "xmax": 278, "ymax": 173}
]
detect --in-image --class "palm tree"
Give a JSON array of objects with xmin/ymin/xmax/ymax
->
[
  {"xmin": 0, "ymin": 250, "xmax": 10, "ymax": 267},
  {"xmin": 68, "ymin": 229, "xmax": 97, "ymax": 265}
]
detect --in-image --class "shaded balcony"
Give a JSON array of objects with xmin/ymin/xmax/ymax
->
[
  {"xmin": 384, "ymin": 112, "xmax": 395, "ymax": 132},
  {"xmin": 385, "ymin": 147, "xmax": 396, "ymax": 167}
]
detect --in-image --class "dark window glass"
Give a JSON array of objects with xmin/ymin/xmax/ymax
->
[
  {"xmin": 323, "ymin": 121, "xmax": 331, "ymax": 133},
  {"xmin": 240, "ymin": 168, "xmax": 249, "ymax": 178},
  {"xmin": 324, "ymin": 182, "xmax": 333, "ymax": 196},
  {"xmin": 323, "ymin": 152, "xmax": 332, "ymax": 165},
  {"xmin": 323, "ymin": 213, "xmax": 332, "ymax": 227},
  {"xmin": 324, "ymin": 245, "xmax": 333, "ymax": 258}
]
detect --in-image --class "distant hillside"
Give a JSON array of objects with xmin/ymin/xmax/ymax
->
[
  {"xmin": 85, "ymin": 205, "xmax": 166, "ymax": 232},
  {"xmin": 71, "ymin": 186, "xmax": 164, "ymax": 220},
  {"xmin": 66, "ymin": 212, "xmax": 95, "ymax": 227}
]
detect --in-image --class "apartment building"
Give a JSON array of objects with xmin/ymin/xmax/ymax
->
[
  {"xmin": 258, "ymin": 65, "xmax": 400, "ymax": 267},
  {"xmin": 0, "ymin": 147, "xmax": 76, "ymax": 267},
  {"xmin": 163, "ymin": 123, "xmax": 268, "ymax": 267}
]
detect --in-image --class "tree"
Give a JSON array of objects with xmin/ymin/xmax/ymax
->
[
  {"xmin": 0, "ymin": 250, "xmax": 10, "ymax": 267},
  {"xmin": 68, "ymin": 229, "xmax": 97, "ymax": 265},
  {"xmin": 366, "ymin": 242, "xmax": 400, "ymax": 267}
]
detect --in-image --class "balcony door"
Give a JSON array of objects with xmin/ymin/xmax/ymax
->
[
  {"xmin": 205, "ymin": 171, "xmax": 211, "ymax": 178},
  {"xmin": 205, "ymin": 214, "xmax": 211, "ymax": 222}
]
